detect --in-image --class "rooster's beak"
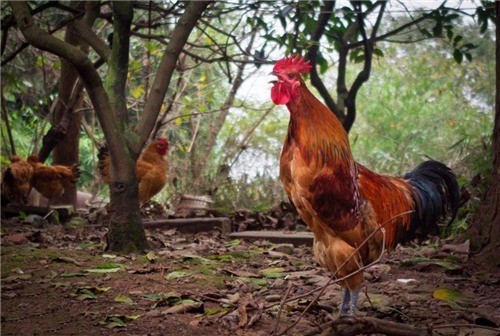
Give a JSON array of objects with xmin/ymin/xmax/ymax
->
[{"xmin": 269, "ymin": 71, "xmax": 278, "ymax": 84}]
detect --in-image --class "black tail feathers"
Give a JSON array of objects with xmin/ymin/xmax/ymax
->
[
  {"xmin": 404, "ymin": 160, "xmax": 460, "ymax": 240},
  {"xmin": 97, "ymin": 145, "xmax": 109, "ymax": 162},
  {"xmin": 97, "ymin": 145, "xmax": 110, "ymax": 183}
]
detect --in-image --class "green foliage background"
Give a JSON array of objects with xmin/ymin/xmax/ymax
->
[{"xmin": 0, "ymin": 9, "xmax": 494, "ymax": 231}]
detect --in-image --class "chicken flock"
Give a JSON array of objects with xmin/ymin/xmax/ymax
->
[
  {"xmin": 1, "ymin": 155, "xmax": 81, "ymax": 206},
  {"xmin": 1, "ymin": 137, "xmax": 169, "ymax": 209}
]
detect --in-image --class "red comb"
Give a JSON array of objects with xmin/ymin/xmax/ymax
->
[
  {"xmin": 273, "ymin": 55, "xmax": 312, "ymax": 74},
  {"xmin": 156, "ymin": 137, "xmax": 169, "ymax": 145}
]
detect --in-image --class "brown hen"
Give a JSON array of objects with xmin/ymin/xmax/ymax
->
[
  {"xmin": 27, "ymin": 155, "xmax": 81, "ymax": 205},
  {"xmin": 98, "ymin": 138, "xmax": 169, "ymax": 206},
  {"xmin": 1, "ymin": 155, "xmax": 34, "ymax": 205}
]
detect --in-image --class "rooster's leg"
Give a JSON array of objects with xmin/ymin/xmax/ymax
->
[
  {"xmin": 339, "ymin": 288, "xmax": 360, "ymax": 316},
  {"xmin": 339, "ymin": 288, "xmax": 350, "ymax": 315},
  {"xmin": 348, "ymin": 288, "xmax": 360, "ymax": 315}
]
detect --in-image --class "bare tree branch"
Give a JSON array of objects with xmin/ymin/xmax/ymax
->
[
  {"xmin": 343, "ymin": 0, "xmax": 381, "ymax": 131},
  {"xmin": 10, "ymin": 1, "xmax": 128, "ymax": 171},
  {"xmin": 135, "ymin": 0, "xmax": 214, "ymax": 154},
  {"xmin": 307, "ymin": 1, "xmax": 339, "ymax": 116}
]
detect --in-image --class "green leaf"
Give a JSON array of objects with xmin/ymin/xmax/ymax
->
[
  {"xmin": 224, "ymin": 239, "xmax": 241, "ymax": 247},
  {"xmin": 260, "ymin": 267, "xmax": 287, "ymax": 278},
  {"xmin": 2, "ymin": 274, "xmax": 32, "ymax": 281},
  {"xmin": 453, "ymin": 49, "xmax": 463, "ymax": 64},
  {"xmin": 421, "ymin": 28, "xmax": 432, "ymax": 38},
  {"xmin": 80, "ymin": 242, "xmax": 104, "ymax": 249},
  {"xmin": 146, "ymin": 251, "xmax": 157, "ymax": 262},
  {"xmin": 143, "ymin": 293, "xmax": 164, "ymax": 301},
  {"xmin": 181, "ymin": 254, "xmax": 211, "ymax": 264},
  {"xmin": 373, "ymin": 48, "xmax": 384, "ymax": 58},
  {"xmin": 353, "ymin": 54, "xmax": 365, "ymax": 64},
  {"xmin": 453, "ymin": 35, "xmax": 463, "ymax": 45},
  {"xmin": 145, "ymin": 40, "xmax": 157, "ymax": 53},
  {"xmin": 151, "ymin": 291, "xmax": 183, "ymax": 308},
  {"xmin": 98, "ymin": 263, "xmax": 122, "ymax": 269},
  {"xmin": 432, "ymin": 22, "xmax": 443, "ymax": 37},
  {"xmin": 101, "ymin": 316, "xmax": 126, "ymax": 329},
  {"xmin": 53, "ymin": 256, "xmax": 84, "ymax": 266},
  {"xmin": 239, "ymin": 277, "xmax": 267, "ymax": 286},
  {"xmin": 165, "ymin": 271, "xmax": 190, "ymax": 281},
  {"xmin": 100, "ymin": 315, "xmax": 140, "ymax": 329},
  {"xmin": 461, "ymin": 43, "xmax": 476, "ymax": 50},
  {"xmin": 202, "ymin": 307, "xmax": 225, "ymax": 317},
  {"xmin": 162, "ymin": 299, "xmax": 204, "ymax": 314},
  {"xmin": 261, "ymin": 272, "xmax": 286, "ymax": 278},
  {"xmin": 260, "ymin": 267, "xmax": 285, "ymax": 273},
  {"xmin": 114, "ymin": 294, "xmax": 134, "ymax": 305},
  {"xmin": 75, "ymin": 289, "xmax": 98, "ymax": 300},
  {"xmin": 446, "ymin": 28, "xmax": 453, "ymax": 41},
  {"xmin": 433, "ymin": 288, "xmax": 463, "ymax": 301},
  {"xmin": 86, "ymin": 268, "xmax": 121, "ymax": 273},
  {"xmin": 443, "ymin": 255, "xmax": 463, "ymax": 263},
  {"xmin": 433, "ymin": 261, "xmax": 460, "ymax": 270},
  {"xmin": 131, "ymin": 87, "xmax": 144, "ymax": 99},
  {"xmin": 72, "ymin": 286, "xmax": 111, "ymax": 300}
]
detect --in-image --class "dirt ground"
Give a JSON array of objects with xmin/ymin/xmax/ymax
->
[{"xmin": 1, "ymin": 214, "xmax": 499, "ymax": 336}]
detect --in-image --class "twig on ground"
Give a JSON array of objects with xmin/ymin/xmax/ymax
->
[
  {"xmin": 273, "ymin": 283, "xmax": 294, "ymax": 335},
  {"xmin": 303, "ymin": 316, "xmax": 433, "ymax": 336},
  {"xmin": 364, "ymin": 285, "xmax": 374, "ymax": 310}
]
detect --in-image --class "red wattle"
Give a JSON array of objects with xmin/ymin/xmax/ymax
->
[{"xmin": 271, "ymin": 82, "xmax": 290, "ymax": 105}]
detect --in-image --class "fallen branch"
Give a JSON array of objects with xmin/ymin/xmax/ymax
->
[
  {"xmin": 304, "ymin": 316, "xmax": 433, "ymax": 336},
  {"xmin": 303, "ymin": 318, "xmax": 500, "ymax": 336},
  {"xmin": 433, "ymin": 323, "xmax": 500, "ymax": 334}
]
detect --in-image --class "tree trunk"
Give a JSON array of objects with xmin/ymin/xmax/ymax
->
[
  {"xmin": 467, "ymin": 1, "xmax": 500, "ymax": 269},
  {"xmin": 52, "ymin": 10, "xmax": 87, "ymax": 207},
  {"xmin": 11, "ymin": 0, "xmax": 211, "ymax": 253},
  {"xmin": 106, "ymin": 178, "xmax": 148, "ymax": 252}
]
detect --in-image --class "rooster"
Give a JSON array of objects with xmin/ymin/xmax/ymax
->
[
  {"xmin": 270, "ymin": 55, "xmax": 459, "ymax": 315},
  {"xmin": 98, "ymin": 137, "xmax": 169, "ymax": 206},
  {"xmin": 27, "ymin": 155, "xmax": 81, "ymax": 205},
  {"xmin": 1, "ymin": 155, "xmax": 34, "ymax": 205}
]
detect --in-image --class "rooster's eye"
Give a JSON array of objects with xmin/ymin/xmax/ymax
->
[{"xmin": 288, "ymin": 74, "xmax": 295, "ymax": 79}]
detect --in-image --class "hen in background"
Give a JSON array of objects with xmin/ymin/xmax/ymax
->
[
  {"xmin": 27, "ymin": 155, "xmax": 81, "ymax": 205},
  {"xmin": 1, "ymin": 155, "xmax": 34, "ymax": 205},
  {"xmin": 98, "ymin": 137, "xmax": 169, "ymax": 206}
]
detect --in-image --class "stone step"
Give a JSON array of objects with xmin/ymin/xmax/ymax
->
[
  {"xmin": 229, "ymin": 230, "xmax": 314, "ymax": 247},
  {"xmin": 143, "ymin": 217, "xmax": 231, "ymax": 234},
  {"xmin": 1, "ymin": 204, "xmax": 74, "ymax": 222}
]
